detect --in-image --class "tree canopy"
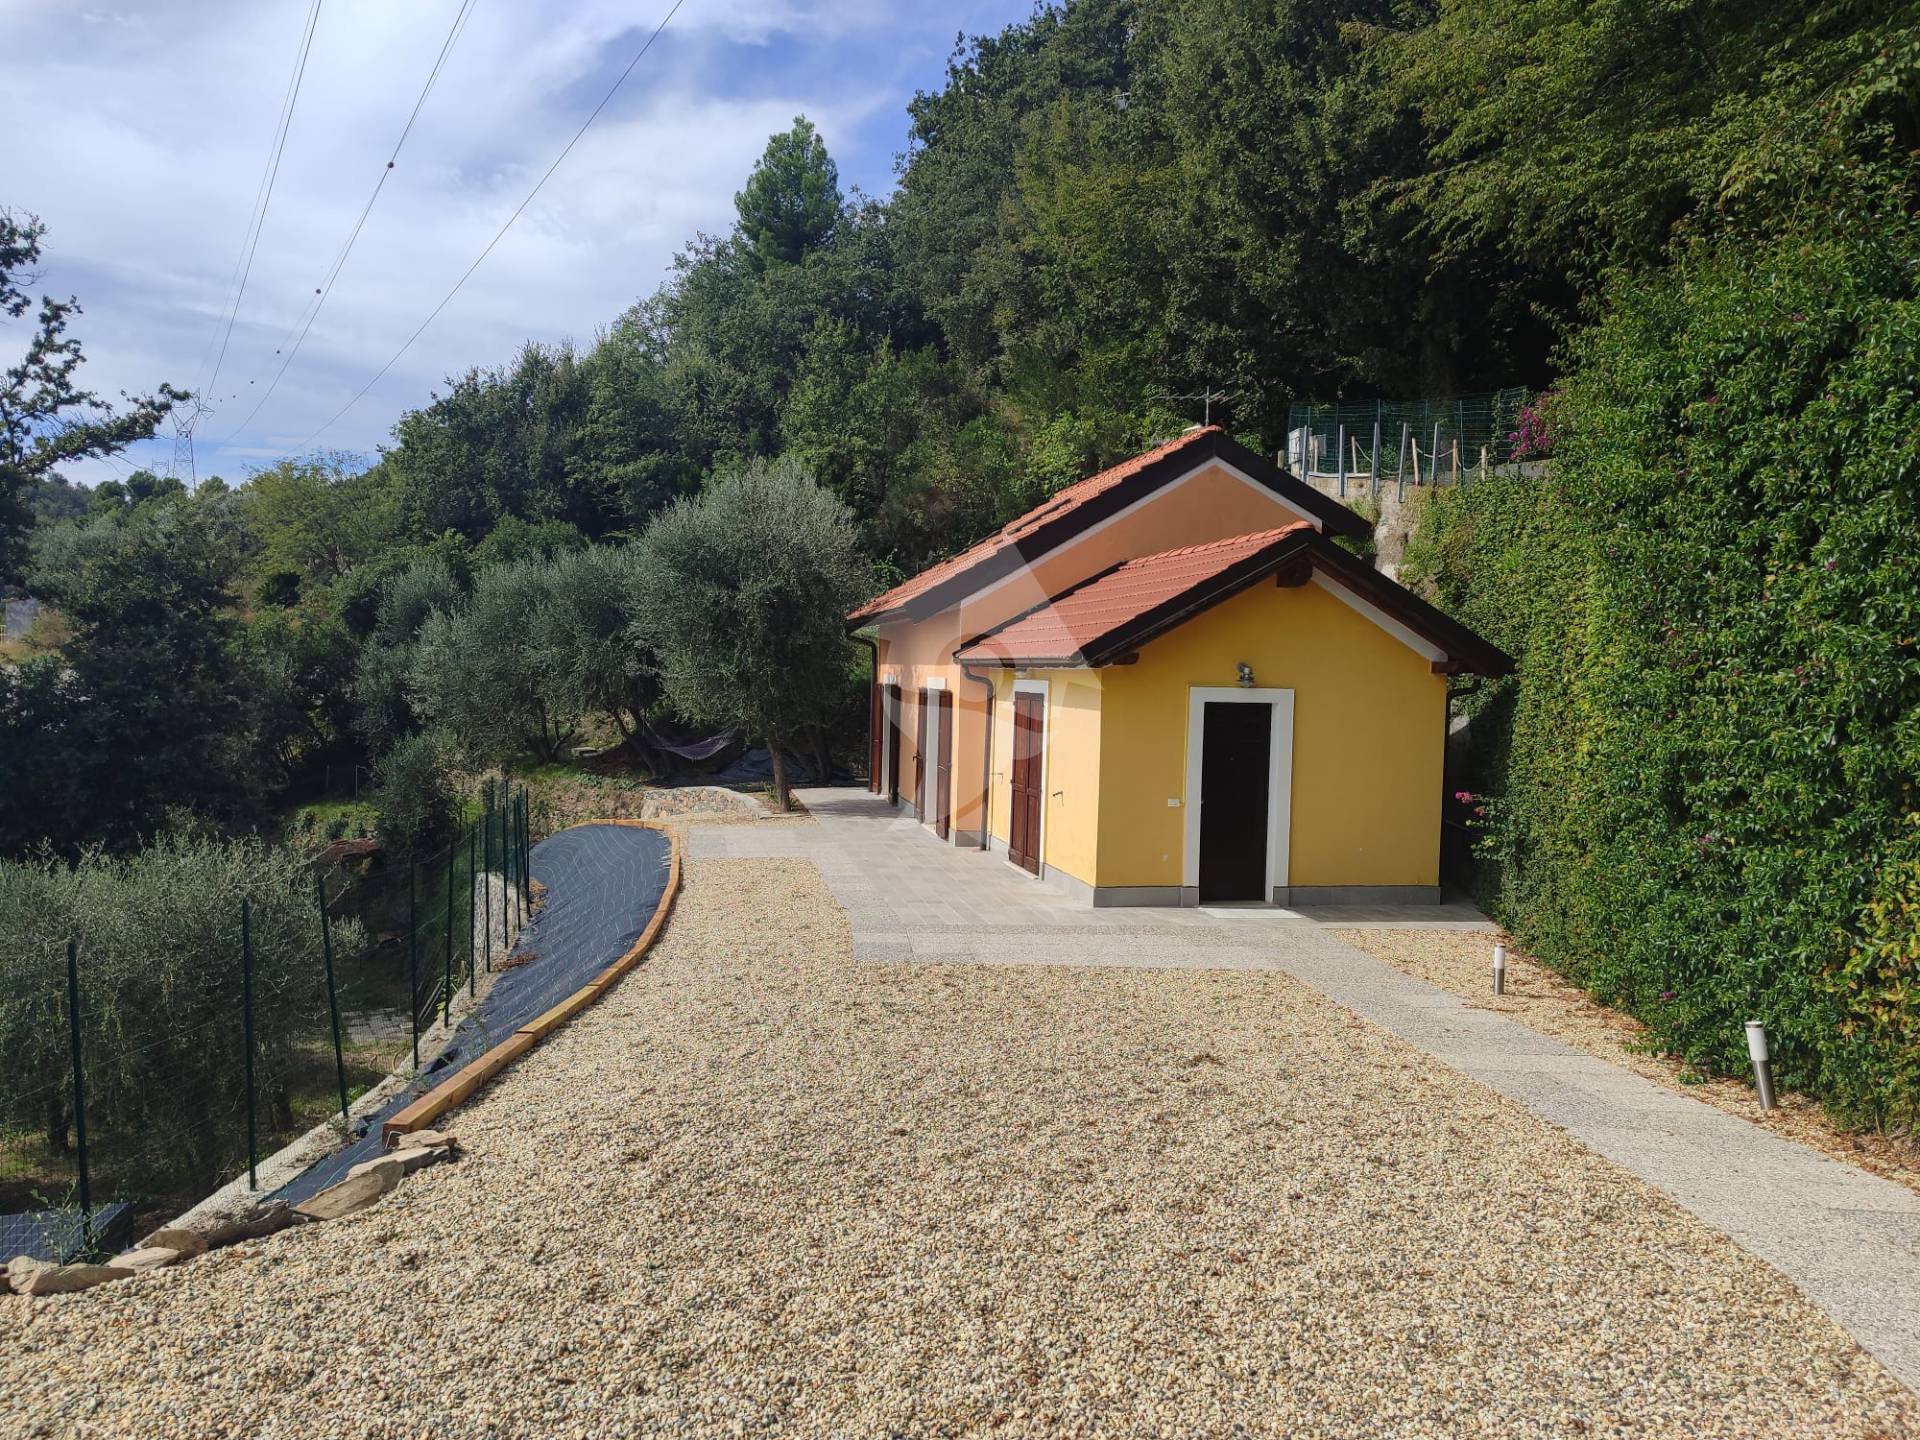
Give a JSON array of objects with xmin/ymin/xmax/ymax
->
[
  {"xmin": 634, "ymin": 457, "xmax": 871, "ymax": 808},
  {"xmin": 1, "ymin": 212, "xmax": 183, "ymax": 582}
]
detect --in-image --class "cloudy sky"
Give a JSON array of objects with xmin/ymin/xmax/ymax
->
[{"xmin": 2, "ymin": 0, "xmax": 1031, "ymax": 487}]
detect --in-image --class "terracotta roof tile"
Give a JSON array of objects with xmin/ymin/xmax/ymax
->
[
  {"xmin": 849, "ymin": 426, "xmax": 1227, "ymax": 622},
  {"xmin": 955, "ymin": 525, "xmax": 1312, "ymax": 667}
]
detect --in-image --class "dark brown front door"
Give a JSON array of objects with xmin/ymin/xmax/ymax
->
[
  {"xmin": 885, "ymin": 685, "xmax": 902, "ymax": 805},
  {"xmin": 1198, "ymin": 700, "xmax": 1272, "ymax": 902},
  {"xmin": 915, "ymin": 689, "xmax": 930, "ymax": 817},
  {"xmin": 1009, "ymin": 691, "xmax": 1044, "ymax": 873},
  {"xmin": 934, "ymin": 690, "xmax": 955, "ymax": 839}
]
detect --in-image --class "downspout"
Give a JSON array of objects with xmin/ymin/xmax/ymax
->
[
  {"xmin": 958, "ymin": 659, "xmax": 996, "ymax": 851},
  {"xmin": 850, "ymin": 629, "xmax": 880, "ymax": 794}
]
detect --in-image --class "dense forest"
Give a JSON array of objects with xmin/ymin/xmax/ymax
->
[{"xmin": 3, "ymin": 0, "xmax": 1918, "ymax": 1121}]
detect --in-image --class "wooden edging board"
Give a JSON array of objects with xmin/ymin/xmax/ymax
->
[{"xmin": 381, "ymin": 818, "xmax": 682, "ymax": 1144}]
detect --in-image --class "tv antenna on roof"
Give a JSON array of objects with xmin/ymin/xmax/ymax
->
[{"xmin": 1150, "ymin": 385, "xmax": 1231, "ymax": 426}]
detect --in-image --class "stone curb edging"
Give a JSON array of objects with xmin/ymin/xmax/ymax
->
[{"xmin": 380, "ymin": 818, "xmax": 683, "ymax": 1144}]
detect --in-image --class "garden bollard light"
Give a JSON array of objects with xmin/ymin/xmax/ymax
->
[
  {"xmin": 1492, "ymin": 942, "xmax": 1507, "ymax": 995},
  {"xmin": 1746, "ymin": 1020, "xmax": 1776, "ymax": 1111}
]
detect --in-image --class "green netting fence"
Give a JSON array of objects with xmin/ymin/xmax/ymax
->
[
  {"xmin": 1286, "ymin": 388, "xmax": 1533, "ymax": 496},
  {"xmin": 0, "ymin": 788, "xmax": 531, "ymax": 1260}
]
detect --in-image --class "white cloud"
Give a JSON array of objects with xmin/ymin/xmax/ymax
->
[{"xmin": 0, "ymin": 0, "xmax": 1024, "ymax": 484}]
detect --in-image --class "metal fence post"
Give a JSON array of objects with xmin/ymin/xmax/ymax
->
[
  {"xmin": 482, "ymin": 808, "xmax": 494, "ymax": 974},
  {"xmin": 504, "ymin": 803, "xmax": 516, "ymax": 937},
  {"xmin": 1335, "ymin": 422, "xmax": 1346, "ymax": 498},
  {"xmin": 64, "ymin": 939, "xmax": 94, "ymax": 1255},
  {"xmin": 467, "ymin": 823, "xmax": 478, "ymax": 996},
  {"xmin": 407, "ymin": 862, "xmax": 420, "ymax": 1070},
  {"xmin": 520, "ymin": 791, "xmax": 531, "ymax": 906},
  {"xmin": 241, "ymin": 898, "xmax": 258, "ymax": 1191},
  {"xmin": 1370, "ymin": 409, "xmax": 1381, "ymax": 500},
  {"xmin": 1397, "ymin": 423, "xmax": 1409, "ymax": 501},
  {"xmin": 317, "ymin": 877, "xmax": 348, "ymax": 1123},
  {"xmin": 442, "ymin": 841, "xmax": 455, "ymax": 1024}
]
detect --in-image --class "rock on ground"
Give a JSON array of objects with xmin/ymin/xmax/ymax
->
[{"xmin": 2, "ymin": 856, "xmax": 1916, "ymax": 1438}]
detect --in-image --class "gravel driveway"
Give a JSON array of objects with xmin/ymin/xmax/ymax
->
[{"xmin": 4, "ymin": 855, "xmax": 1916, "ymax": 1438}]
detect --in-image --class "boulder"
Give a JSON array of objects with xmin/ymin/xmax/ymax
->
[
  {"xmin": 14, "ymin": 1262, "xmax": 134, "ymax": 1296},
  {"xmin": 393, "ymin": 1128, "xmax": 457, "ymax": 1153},
  {"xmin": 140, "ymin": 1226, "xmax": 210, "ymax": 1258},
  {"xmin": 6, "ymin": 1256, "xmax": 51, "ymax": 1293},
  {"xmin": 360, "ymin": 1143, "xmax": 449, "ymax": 1179},
  {"xmin": 185, "ymin": 1198, "xmax": 295, "ymax": 1249},
  {"xmin": 110, "ymin": 1246, "xmax": 184, "ymax": 1272},
  {"xmin": 238, "ymin": 1199, "xmax": 294, "ymax": 1239},
  {"xmin": 294, "ymin": 1158, "xmax": 403, "ymax": 1222}
]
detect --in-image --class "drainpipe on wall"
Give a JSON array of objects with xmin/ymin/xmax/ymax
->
[
  {"xmin": 850, "ymin": 630, "xmax": 880, "ymax": 794},
  {"xmin": 958, "ymin": 660, "xmax": 996, "ymax": 851}
]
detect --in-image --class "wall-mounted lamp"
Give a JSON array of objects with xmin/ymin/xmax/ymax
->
[{"xmin": 1236, "ymin": 663, "xmax": 1255, "ymax": 689}]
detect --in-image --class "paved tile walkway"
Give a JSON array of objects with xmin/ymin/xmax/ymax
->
[{"xmin": 694, "ymin": 787, "xmax": 1920, "ymax": 1393}]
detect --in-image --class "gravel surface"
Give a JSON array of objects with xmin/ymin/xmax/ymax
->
[
  {"xmin": 5, "ymin": 855, "xmax": 1916, "ymax": 1438},
  {"xmin": 1330, "ymin": 927, "xmax": 1920, "ymax": 1200}
]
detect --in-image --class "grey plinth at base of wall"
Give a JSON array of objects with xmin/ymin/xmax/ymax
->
[
  {"xmin": 1038, "ymin": 862, "xmax": 1441, "ymax": 909},
  {"xmin": 1275, "ymin": 885, "xmax": 1441, "ymax": 906}
]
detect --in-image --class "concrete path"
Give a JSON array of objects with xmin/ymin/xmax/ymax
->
[{"xmin": 698, "ymin": 787, "xmax": 1920, "ymax": 1394}]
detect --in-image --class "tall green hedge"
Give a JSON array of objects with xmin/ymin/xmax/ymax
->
[{"xmin": 1406, "ymin": 187, "xmax": 1920, "ymax": 1128}]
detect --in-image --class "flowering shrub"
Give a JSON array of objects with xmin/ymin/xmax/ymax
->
[{"xmin": 1507, "ymin": 396, "xmax": 1557, "ymax": 460}]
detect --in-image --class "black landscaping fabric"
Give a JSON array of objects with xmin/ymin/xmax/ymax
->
[
  {"xmin": 0, "ymin": 1203, "xmax": 132, "ymax": 1264},
  {"xmin": 276, "ymin": 824, "xmax": 671, "ymax": 1205}
]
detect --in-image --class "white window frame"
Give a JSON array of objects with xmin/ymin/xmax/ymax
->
[
  {"xmin": 1007, "ymin": 677, "xmax": 1050, "ymax": 877},
  {"xmin": 1182, "ymin": 687, "xmax": 1294, "ymax": 901}
]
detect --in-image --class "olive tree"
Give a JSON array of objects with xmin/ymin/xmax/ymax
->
[
  {"xmin": 409, "ymin": 559, "xmax": 582, "ymax": 763},
  {"xmin": 634, "ymin": 457, "xmax": 871, "ymax": 809},
  {"xmin": 530, "ymin": 545, "xmax": 660, "ymax": 746},
  {"xmin": 352, "ymin": 555, "xmax": 464, "ymax": 755},
  {"xmin": 0, "ymin": 835, "xmax": 363, "ymax": 1193}
]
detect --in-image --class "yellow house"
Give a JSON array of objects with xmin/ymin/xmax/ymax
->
[{"xmin": 851, "ymin": 427, "xmax": 1511, "ymax": 905}]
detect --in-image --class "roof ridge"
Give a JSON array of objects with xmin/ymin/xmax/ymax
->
[
  {"xmin": 849, "ymin": 425, "xmax": 1368, "ymax": 625},
  {"xmin": 1000, "ymin": 425, "xmax": 1224, "ymax": 538}
]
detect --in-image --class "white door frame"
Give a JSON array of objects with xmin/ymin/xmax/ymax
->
[
  {"xmin": 1009, "ymin": 678, "xmax": 1050, "ymax": 876},
  {"xmin": 1182, "ymin": 687, "xmax": 1294, "ymax": 900}
]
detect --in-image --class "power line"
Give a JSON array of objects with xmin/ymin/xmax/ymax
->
[
  {"xmin": 201, "ymin": 0, "xmax": 325, "ymax": 408},
  {"xmin": 218, "ymin": 0, "xmax": 481, "ymax": 444},
  {"xmin": 187, "ymin": 2, "xmax": 317, "ymax": 392},
  {"xmin": 301, "ymin": 0, "xmax": 687, "ymax": 450}
]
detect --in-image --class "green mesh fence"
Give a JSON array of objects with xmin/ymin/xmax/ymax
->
[
  {"xmin": 1286, "ymin": 388, "xmax": 1532, "ymax": 491},
  {"xmin": 0, "ymin": 789, "xmax": 531, "ymax": 1259}
]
